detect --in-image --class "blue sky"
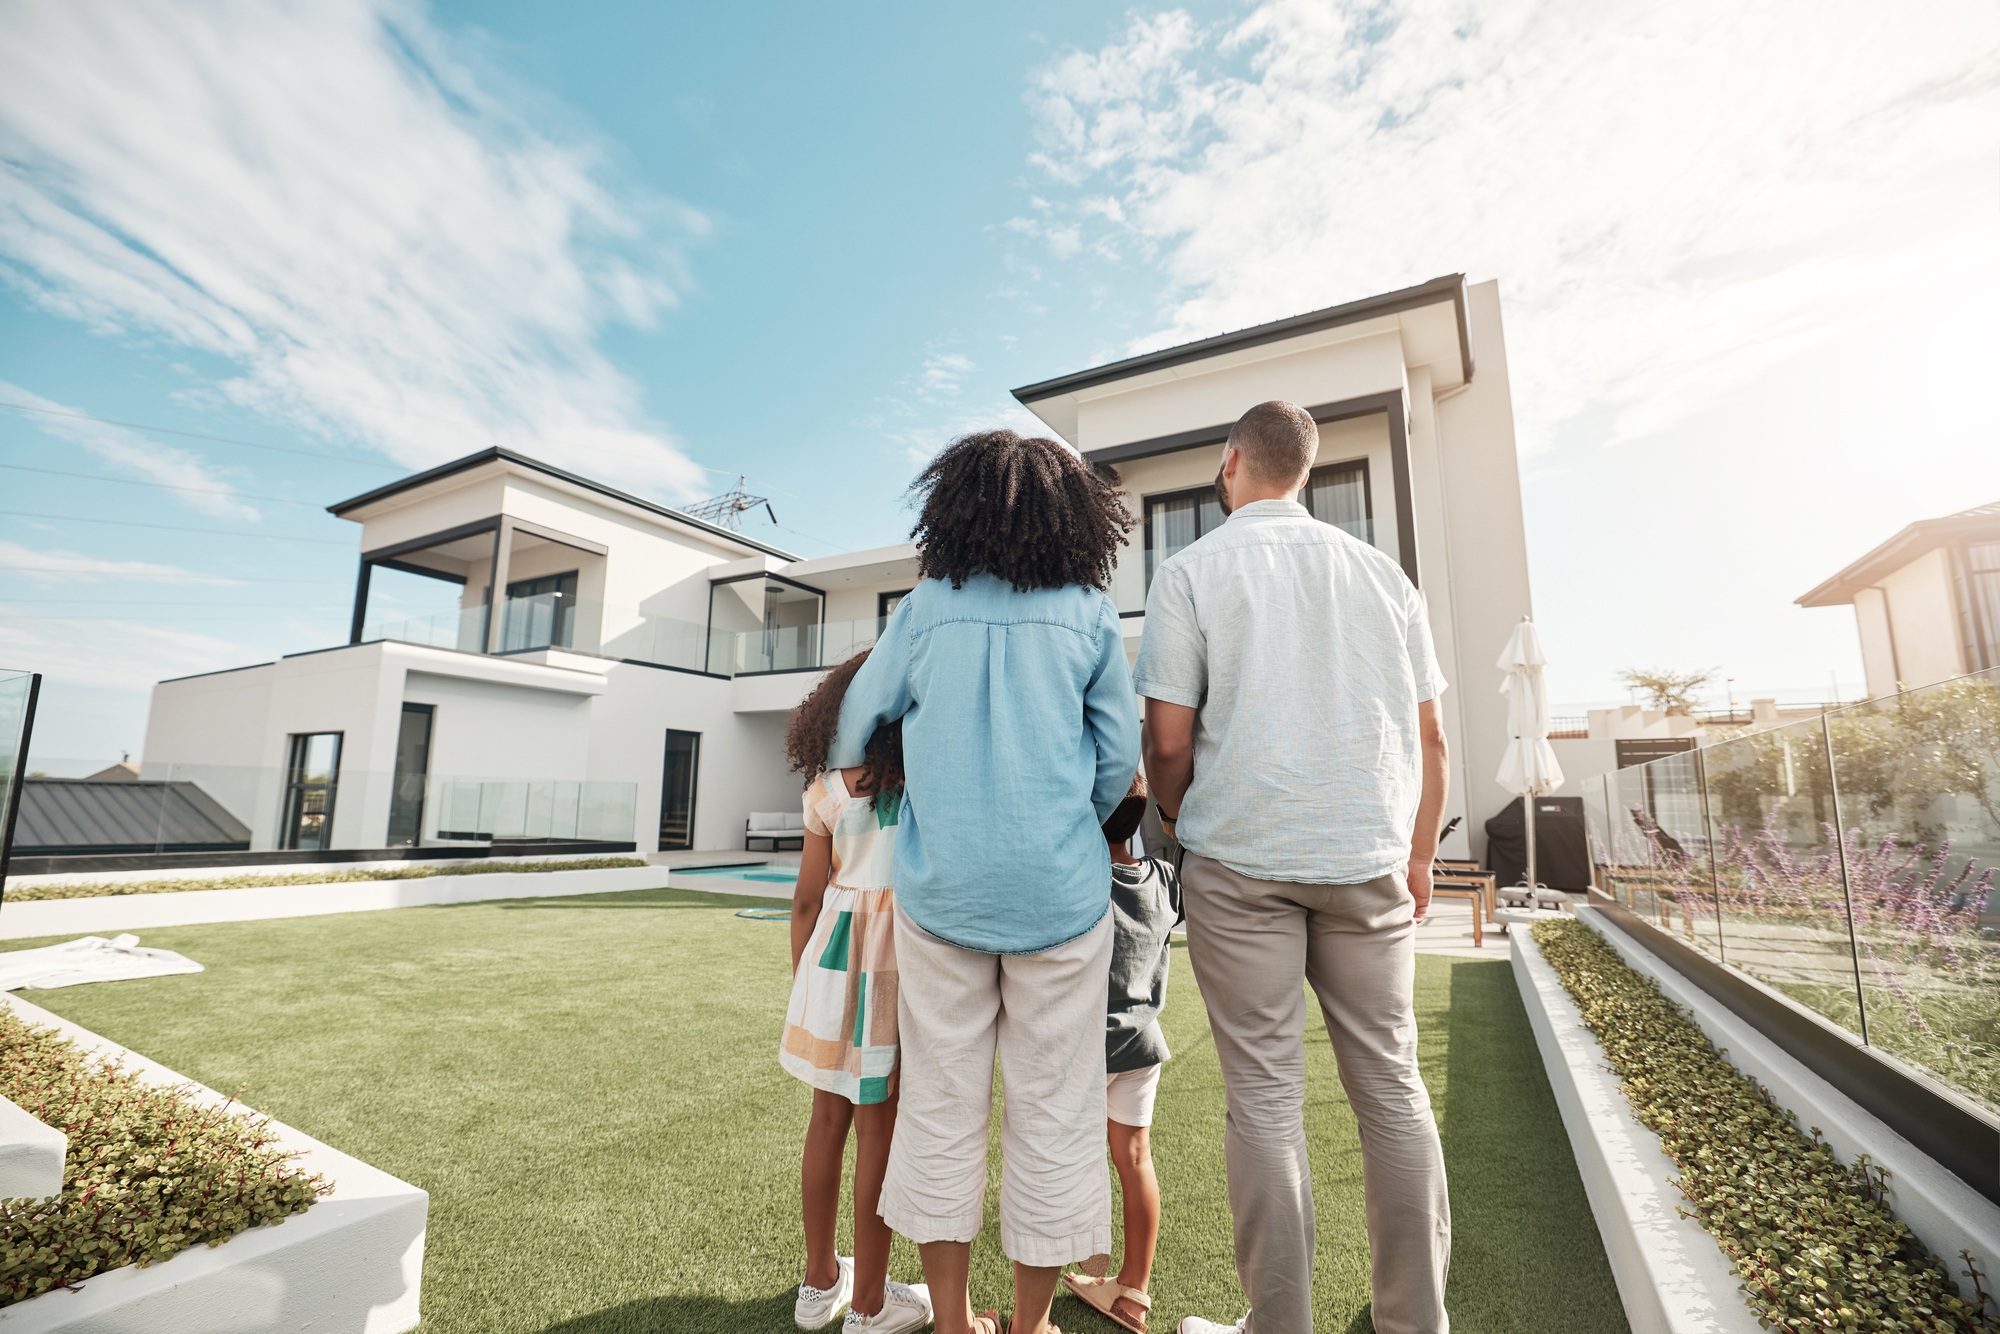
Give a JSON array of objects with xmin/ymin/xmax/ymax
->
[{"xmin": 3, "ymin": 0, "xmax": 1998, "ymax": 761}]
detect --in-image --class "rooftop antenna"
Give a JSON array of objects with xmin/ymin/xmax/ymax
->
[{"xmin": 682, "ymin": 475, "xmax": 776, "ymax": 531}]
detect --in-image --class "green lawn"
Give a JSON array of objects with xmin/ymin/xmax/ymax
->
[{"xmin": 10, "ymin": 887, "xmax": 1627, "ymax": 1333}]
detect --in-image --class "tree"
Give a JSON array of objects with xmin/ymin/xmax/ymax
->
[{"xmin": 1618, "ymin": 666, "xmax": 1716, "ymax": 716}]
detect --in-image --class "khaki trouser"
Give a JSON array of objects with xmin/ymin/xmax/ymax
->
[
  {"xmin": 878, "ymin": 903, "xmax": 1114, "ymax": 1267},
  {"xmin": 1182, "ymin": 853, "xmax": 1451, "ymax": 1334}
]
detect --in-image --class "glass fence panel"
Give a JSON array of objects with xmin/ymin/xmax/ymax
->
[
  {"xmin": 1828, "ymin": 671, "xmax": 2000, "ymax": 1115},
  {"xmin": 1611, "ymin": 750, "xmax": 1719, "ymax": 951},
  {"xmin": 1581, "ymin": 774, "xmax": 1611, "ymax": 884},
  {"xmin": 0, "ymin": 672, "xmax": 34, "ymax": 862},
  {"xmin": 1701, "ymin": 717, "xmax": 1864, "ymax": 1029}
]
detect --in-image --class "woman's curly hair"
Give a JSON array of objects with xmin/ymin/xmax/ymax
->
[
  {"xmin": 784, "ymin": 648, "xmax": 904, "ymax": 793},
  {"xmin": 910, "ymin": 430, "xmax": 1134, "ymax": 591}
]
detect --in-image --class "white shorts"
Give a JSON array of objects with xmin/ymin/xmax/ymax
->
[{"xmin": 1105, "ymin": 1064, "xmax": 1162, "ymax": 1128}]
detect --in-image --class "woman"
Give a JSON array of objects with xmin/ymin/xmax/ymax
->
[{"xmin": 827, "ymin": 430, "xmax": 1141, "ymax": 1334}]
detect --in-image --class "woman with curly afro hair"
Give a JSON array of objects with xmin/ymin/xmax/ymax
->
[{"xmin": 825, "ymin": 430, "xmax": 1142, "ymax": 1334}]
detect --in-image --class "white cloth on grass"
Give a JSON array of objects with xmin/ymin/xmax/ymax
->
[{"xmin": 0, "ymin": 935, "xmax": 203, "ymax": 991}]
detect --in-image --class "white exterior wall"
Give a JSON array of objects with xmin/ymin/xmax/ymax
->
[
  {"xmin": 1852, "ymin": 587, "xmax": 1899, "ymax": 699},
  {"xmin": 1877, "ymin": 547, "xmax": 1963, "ymax": 691}
]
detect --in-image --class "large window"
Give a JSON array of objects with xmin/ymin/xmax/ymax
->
[
  {"xmin": 1141, "ymin": 457, "xmax": 1375, "ymax": 592},
  {"xmin": 707, "ymin": 574, "xmax": 825, "ymax": 674},
  {"xmin": 280, "ymin": 732, "xmax": 342, "ymax": 850},
  {"xmin": 501, "ymin": 571, "xmax": 578, "ymax": 652},
  {"xmin": 1957, "ymin": 541, "xmax": 2000, "ymax": 673},
  {"xmin": 659, "ymin": 730, "xmax": 701, "ymax": 851}
]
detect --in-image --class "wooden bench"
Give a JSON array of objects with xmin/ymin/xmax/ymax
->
[
  {"xmin": 1434, "ymin": 867, "xmax": 1498, "ymax": 923},
  {"xmin": 1427, "ymin": 883, "xmax": 1484, "ymax": 947}
]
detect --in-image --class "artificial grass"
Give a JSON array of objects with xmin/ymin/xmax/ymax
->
[{"xmin": 12, "ymin": 888, "xmax": 1627, "ymax": 1333}]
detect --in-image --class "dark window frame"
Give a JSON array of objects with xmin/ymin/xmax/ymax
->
[
  {"xmin": 500, "ymin": 569, "xmax": 579, "ymax": 651},
  {"xmin": 387, "ymin": 704, "xmax": 434, "ymax": 848},
  {"xmin": 706, "ymin": 572, "xmax": 827, "ymax": 675},
  {"xmin": 1302, "ymin": 456, "xmax": 1374, "ymax": 540},
  {"xmin": 1139, "ymin": 454, "xmax": 1378, "ymax": 594},
  {"xmin": 280, "ymin": 731, "xmax": 343, "ymax": 851},
  {"xmin": 877, "ymin": 589, "xmax": 912, "ymax": 621}
]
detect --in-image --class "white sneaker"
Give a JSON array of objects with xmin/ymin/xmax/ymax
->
[
  {"xmin": 843, "ymin": 1280, "xmax": 933, "ymax": 1331},
  {"xmin": 1179, "ymin": 1317, "xmax": 1249, "ymax": 1334},
  {"xmin": 796, "ymin": 1256, "xmax": 854, "ymax": 1329}
]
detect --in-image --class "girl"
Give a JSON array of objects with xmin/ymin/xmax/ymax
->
[{"xmin": 781, "ymin": 650, "xmax": 933, "ymax": 1334}]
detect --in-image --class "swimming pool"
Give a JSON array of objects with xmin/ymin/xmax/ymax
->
[{"xmin": 675, "ymin": 865, "xmax": 798, "ymax": 885}]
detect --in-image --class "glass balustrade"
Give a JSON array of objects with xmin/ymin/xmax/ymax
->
[{"xmin": 1583, "ymin": 666, "xmax": 2000, "ymax": 1116}]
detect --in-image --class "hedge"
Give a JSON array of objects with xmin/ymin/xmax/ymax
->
[
  {"xmin": 1531, "ymin": 917, "xmax": 1996, "ymax": 1332},
  {"xmin": 0, "ymin": 1007, "xmax": 326, "ymax": 1303},
  {"xmin": 5, "ymin": 855, "xmax": 650, "ymax": 903}
]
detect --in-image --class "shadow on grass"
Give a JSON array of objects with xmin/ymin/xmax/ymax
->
[{"xmin": 533, "ymin": 1291, "xmax": 795, "ymax": 1334}]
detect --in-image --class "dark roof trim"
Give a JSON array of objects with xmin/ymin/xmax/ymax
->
[
  {"xmin": 328, "ymin": 447, "xmax": 798, "ymax": 561},
  {"xmin": 1084, "ymin": 389, "xmax": 1403, "ymax": 466},
  {"xmin": 1796, "ymin": 503, "xmax": 2000, "ymax": 607},
  {"xmin": 1013, "ymin": 274, "xmax": 1470, "ymax": 404}
]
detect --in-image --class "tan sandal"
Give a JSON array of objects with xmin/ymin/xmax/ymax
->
[
  {"xmin": 1061, "ymin": 1273, "xmax": 1151, "ymax": 1333},
  {"xmin": 970, "ymin": 1312, "xmax": 1004, "ymax": 1334}
]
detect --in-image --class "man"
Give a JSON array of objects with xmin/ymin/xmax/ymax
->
[{"xmin": 1135, "ymin": 400, "xmax": 1452, "ymax": 1334}]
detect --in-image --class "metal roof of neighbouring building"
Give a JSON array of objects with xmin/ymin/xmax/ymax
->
[{"xmin": 14, "ymin": 778, "xmax": 253, "ymax": 855}]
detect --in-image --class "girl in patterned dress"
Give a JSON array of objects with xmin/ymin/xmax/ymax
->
[{"xmin": 781, "ymin": 650, "xmax": 932, "ymax": 1334}]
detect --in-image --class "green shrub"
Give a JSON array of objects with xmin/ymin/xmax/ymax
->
[
  {"xmin": 5, "ymin": 856, "xmax": 650, "ymax": 903},
  {"xmin": 0, "ymin": 1008, "xmax": 326, "ymax": 1303},
  {"xmin": 1532, "ymin": 917, "xmax": 1996, "ymax": 1332}
]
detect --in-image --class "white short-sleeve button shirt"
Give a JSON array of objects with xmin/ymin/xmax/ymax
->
[{"xmin": 1132, "ymin": 498, "xmax": 1447, "ymax": 885}]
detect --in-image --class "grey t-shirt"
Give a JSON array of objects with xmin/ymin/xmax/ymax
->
[{"xmin": 1106, "ymin": 856, "xmax": 1184, "ymax": 1073}]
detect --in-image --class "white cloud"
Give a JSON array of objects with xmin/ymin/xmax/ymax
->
[
  {"xmin": 919, "ymin": 352, "xmax": 976, "ymax": 397},
  {"xmin": 0, "ymin": 539, "xmax": 240, "ymax": 585},
  {"xmin": 1023, "ymin": 0, "xmax": 2000, "ymax": 454},
  {"xmin": 0, "ymin": 0, "xmax": 709, "ymax": 499},
  {"xmin": 0, "ymin": 383, "xmax": 258, "ymax": 520},
  {"xmin": 0, "ymin": 617, "xmax": 262, "ymax": 694}
]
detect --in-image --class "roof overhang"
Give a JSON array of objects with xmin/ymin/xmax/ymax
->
[
  {"xmin": 1797, "ymin": 503, "xmax": 2000, "ymax": 607},
  {"xmin": 328, "ymin": 447, "xmax": 798, "ymax": 561},
  {"xmin": 1011, "ymin": 274, "xmax": 1471, "ymax": 444}
]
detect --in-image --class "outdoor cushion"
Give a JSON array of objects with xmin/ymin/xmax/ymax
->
[{"xmin": 747, "ymin": 812, "xmax": 806, "ymax": 832}]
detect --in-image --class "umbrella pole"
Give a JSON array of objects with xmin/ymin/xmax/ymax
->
[{"xmin": 1524, "ymin": 794, "xmax": 1539, "ymax": 889}]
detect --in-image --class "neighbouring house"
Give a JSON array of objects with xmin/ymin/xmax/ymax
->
[
  {"xmin": 133, "ymin": 274, "xmax": 1535, "ymax": 863},
  {"xmin": 1797, "ymin": 499, "xmax": 2000, "ymax": 698}
]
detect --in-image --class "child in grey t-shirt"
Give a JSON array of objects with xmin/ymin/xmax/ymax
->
[{"xmin": 1063, "ymin": 773, "xmax": 1182, "ymax": 1333}]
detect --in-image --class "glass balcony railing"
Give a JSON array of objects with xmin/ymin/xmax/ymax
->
[
  {"xmin": 1583, "ymin": 666, "xmax": 2000, "ymax": 1117},
  {"xmin": 363, "ymin": 596, "xmax": 886, "ymax": 680}
]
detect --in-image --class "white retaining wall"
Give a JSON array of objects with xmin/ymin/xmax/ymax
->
[
  {"xmin": 0, "ymin": 865, "xmax": 671, "ymax": 940},
  {"xmin": 1512, "ymin": 924, "xmax": 1763, "ymax": 1334},
  {"xmin": 0, "ymin": 993, "xmax": 425, "ymax": 1333}
]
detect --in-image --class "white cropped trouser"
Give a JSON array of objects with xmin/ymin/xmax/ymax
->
[{"xmin": 878, "ymin": 902, "xmax": 1114, "ymax": 1268}]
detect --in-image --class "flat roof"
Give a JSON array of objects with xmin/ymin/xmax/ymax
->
[
  {"xmin": 1797, "ymin": 499, "xmax": 2000, "ymax": 607},
  {"xmin": 1011, "ymin": 273, "xmax": 1470, "ymax": 403},
  {"xmin": 327, "ymin": 446, "xmax": 798, "ymax": 561}
]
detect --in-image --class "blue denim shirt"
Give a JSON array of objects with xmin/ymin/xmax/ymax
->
[{"xmin": 828, "ymin": 574, "xmax": 1141, "ymax": 954}]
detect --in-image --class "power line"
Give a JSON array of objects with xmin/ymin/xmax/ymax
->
[
  {"xmin": 0, "ymin": 462, "xmax": 322, "ymax": 506},
  {"xmin": 0, "ymin": 400, "xmax": 399, "ymax": 469},
  {"xmin": 0, "ymin": 509, "xmax": 350, "ymax": 545}
]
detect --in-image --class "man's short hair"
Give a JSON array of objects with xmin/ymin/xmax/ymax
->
[
  {"xmin": 1227, "ymin": 401, "xmax": 1318, "ymax": 487},
  {"xmin": 1102, "ymin": 770, "xmax": 1149, "ymax": 846}
]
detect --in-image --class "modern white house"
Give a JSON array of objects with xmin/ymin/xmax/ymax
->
[
  {"xmin": 1012, "ymin": 273, "xmax": 1532, "ymax": 859},
  {"xmin": 1797, "ymin": 499, "xmax": 2000, "ymax": 698},
  {"xmin": 136, "ymin": 273, "xmax": 1535, "ymax": 863}
]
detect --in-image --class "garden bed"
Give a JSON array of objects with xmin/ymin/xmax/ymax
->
[
  {"xmin": 0, "ymin": 1004, "xmax": 323, "ymax": 1303},
  {"xmin": 1530, "ymin": 916, "xmax": 1997, "ymax": 1332}
]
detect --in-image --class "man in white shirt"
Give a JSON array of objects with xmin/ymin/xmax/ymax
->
[{"xmin": 1136, "ymin": 400, "xmax": 1452, "ymax": 1334}]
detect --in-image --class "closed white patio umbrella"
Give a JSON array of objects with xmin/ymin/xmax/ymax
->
[{"xmin": 1495, "ymin": 618, "xmax": 1565, "ymax": 889}]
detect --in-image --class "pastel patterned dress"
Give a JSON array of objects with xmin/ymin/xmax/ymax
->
[{"xmin": 779, "ymin": 772, "xmax": 902, "ymax": 1105}]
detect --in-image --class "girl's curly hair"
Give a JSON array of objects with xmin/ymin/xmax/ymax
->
[
  {"xmin": 784, "ymin": 648, "xmax": 904, "ymax": 793},
  {"xmin": 910, "ymin": 430, "xmax": 1134, "ymax": 591}
]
